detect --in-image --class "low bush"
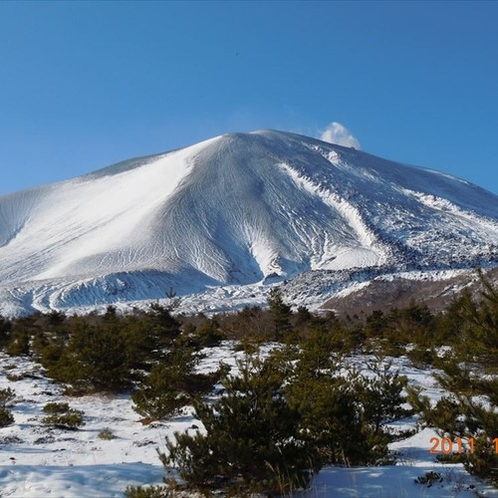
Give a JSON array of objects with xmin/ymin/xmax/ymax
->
[
  {"xmin": 0, "ymin": 408, "xmax": 14, "ymax": 427},
  {"xmin": 0, "ymin": 387, "xmax": 15, "ymax": 427},
  {"xmin": 42, "ymin": 402, "xmax": 84, "ymax": 430},
  {"xmin": 42, "ymin": 402, "xmax": 70, "ymax": 414},
  {"xmin": 0, "ymin": 387, "xmax": 15, "ymax": 408},
  {"xmin": 124, "ymin": 485, "xmax": 174, "ymax": 498},
  {"xmin": 98, "ymin": 428, "xmax": 116, "ymax": 440}
]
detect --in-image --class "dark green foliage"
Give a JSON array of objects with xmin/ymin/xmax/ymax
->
[
  {"xmin": 267, "ymin": 287, "xmax": 292, "ymax": 338},
  {"xmin": 435, "ymin": 271, "xmax": 498, "ymax": 370},
  {"xmin": 405, "ymin": 345, "xmax": 437, "ymax": 368},
  {"xmin": 124, "ymin": 485, "xmax": 173, "ymax": 498},
  {"xmin": 414, "ymin": 393, "xmax": 462, "ymax": 435},
  {"xmin": 0, "ymin": 387, "xmax": 15, "ymax": 408},
  {"xmin": 365, "ymin": 302, "xmax": 436, "ymax": 356},
  {"xmin": 5, "ymin": 327, "xmax": 31, "ymax": 356},
  {"xmin": 43, "ymin": 402, "xmax": 70, "ymax": 414},
  {"xmin": 296, "ymin": 328, "xmax": 339, "ymax": 373},
  {"xmin": 163, "ymin": 345, "xmax": 409, "ymax": 495},
  {"xmin": 98, "ymin": 427, "xmax": 116, "ymax": 440},
  {"xmin": 189, "ymin": 318, "xmax": 224, "ymax": 348},
  {"xmin": 287, "ymin": 343, "xmax": 407, "ymax": 467},
  {"xmin": 30, "ymin": 305, "xmax": 182, "ymax": 394},
  {"xmin": 45, "ymin": 317, "xmax": 130, "ymax": 393},
  {"xmin": 42, "ymin": 411, "xmax": 85, "ymax": 430},
  {"xmin": 0, "ymin": 408, "xmax": 14, "ymax": 427},
  {"xmin": 295, "ymin": 305, "xmax": 312, "ymax": 325},
  {"xmin": 132, "ymin": 345, "xmax": 225, "ymax": 421},
  {"xmin": 434, "ymin": 354, "xmax": 475, "ymax": 395},
  {"xmin": 163, "ymin": 354, "xmax": 313, "ymax": 496},
  {"xmin": 7, "ymin": 276, "xmax": 494, "ymax": 491},
  {"xmin": 5, "ymin": 313, "xmax": 46, "ymax": 356},
  {"xmin": 407, "ymin": 274, "xmax": 498, "ymax": 484},
  {"xmin": 148, "ymin": 303, "xmax": 181, "ymax": 340},
  {"xmin": 365, "ymin": 310, "xmax": 385, "ymax": 337},
  {"xmin": 0, "ymin": 387, "xmax": 15, "ymax": 427},
  {"xmin": 472, "ymin": 377, "xmax": 498, "ymax": 406},
  {"xmin": 461, "ymin": 435, "xmax": 498, "ymax": 481},
  {"xmin": 409, "ymin": 389, "xmax": 498, "ymax": 483},
  {"xmin": 41, "ymin": 402, "xmax": 84, "ymax": 430},
  {"xmin": 0, "ymin": 315, "xmax": 12, "ymax": 349},
  {"xmin": 369, "ymin": 300, "xmax": 475, "ymax": 362},
  {"xmin": 355, "ymin": 358, "xmax": 409, "ymax": 436},
  {"xmin": 287, "ymin": 364, "xmax": 369, "ymax": 467}
]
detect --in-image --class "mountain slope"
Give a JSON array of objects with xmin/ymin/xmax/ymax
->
[{"xmin": 1, "ymin": 130, "xmax": 497, "ymax": 314}]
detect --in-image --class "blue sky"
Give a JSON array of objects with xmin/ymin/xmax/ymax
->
[{"xmin": 0, "ymin": 0, "xmax": 497, "ymax": 195}]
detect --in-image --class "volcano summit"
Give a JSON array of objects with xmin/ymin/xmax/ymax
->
[{"xmin": 1, "ymin": 130, "xmax": 498, "ymax": 315}]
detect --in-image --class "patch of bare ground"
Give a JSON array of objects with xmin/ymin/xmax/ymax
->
[{"xmin": 322, "ymin": 267, "xmax": 498, "ymax": 317}]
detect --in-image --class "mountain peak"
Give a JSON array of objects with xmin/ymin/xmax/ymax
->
[{"xmin": 0, "ymin": 130, "xmax": 497, "ymax": 315}]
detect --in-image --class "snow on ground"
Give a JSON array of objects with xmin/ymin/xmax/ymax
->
[
  {"xmin": 27, "ymin": 267, "xmax": 475, "ymax": 320},
  {"xmin": 1, "ymin": 346, "xmax": 498, "ymax": 497}
]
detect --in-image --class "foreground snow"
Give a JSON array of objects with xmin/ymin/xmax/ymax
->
[{"xmin": 1, "ymin": 346, "xmax": 497, "ymax": 497}]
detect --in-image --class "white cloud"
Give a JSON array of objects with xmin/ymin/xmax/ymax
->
[{"xmin": 319, "ymin": 122, "xmax": 361, "ymax": 149}]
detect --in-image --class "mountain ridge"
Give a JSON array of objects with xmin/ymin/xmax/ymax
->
[{"xmin": 0, "ymin": 129, "xmax": 497, "ymax": 315}]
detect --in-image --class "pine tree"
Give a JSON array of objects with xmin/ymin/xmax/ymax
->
[
  {"xmin": 267, "ymin": 287, "xmax": 292, "ymax": 338},
  {"xmin": 132, "ymin": 345, "xmax": 223, "ymax": 421},
  {"xmin": 163, "ymin": 353, "xmax": 314, "ymax": 495}
]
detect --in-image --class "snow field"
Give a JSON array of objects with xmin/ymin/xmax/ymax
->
[
  {"xmin": 1, "ymin": 345, "xmax": 498, "ymax": 497},
  {"xmin": 1, "ymin": 130, "xmax": 498, "ymax": 315}
]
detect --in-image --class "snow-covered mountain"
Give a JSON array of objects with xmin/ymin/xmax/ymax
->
[{"xmin": 1, "ymin": 129, "xmax": 498, "ymax": 315}]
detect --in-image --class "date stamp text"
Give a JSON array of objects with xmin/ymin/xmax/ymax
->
[{"xmin": 430, "ymin": 436, "xmax": 498, "ymax": 455}]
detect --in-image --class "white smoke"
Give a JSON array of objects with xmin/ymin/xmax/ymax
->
[{"xmin": 319, "ymin": 122, "xmax": 361, "ymax": 149}]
